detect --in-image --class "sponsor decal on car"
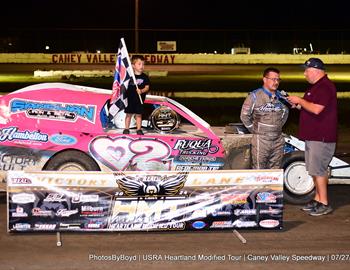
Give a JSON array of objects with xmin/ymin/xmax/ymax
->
[
  {"xmin": 10, "ymin": 99, "xmax": 96, "ymax": 123},
  {"xmin": 175, "ymin": 165, "xmax": 220, "ymax": 171},
  {"xmin": 0, "ymin": 151, "xmax": 39, "ymax": 171},
  {"xmin": 50, "ymin": 134, "xmax": 77, "ymax": 145},
  {"xmin": 178, "ymin": 156, "xmax": 217, "ymax": 162},
  {"xmin": 0, "ymin": 127, "xmax": 48, "ymax": 143},
  {"xmin": 173, "ymin": 139, "xmax": 219, "ymax": 155},
  {"xmin": 89, "ymin": 136, "xmax": 172, "ymax": 171}
]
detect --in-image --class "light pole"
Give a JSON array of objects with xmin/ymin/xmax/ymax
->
[{"xmin": 135, "ymin": 0, "xmax": 139, "ymax": 53}]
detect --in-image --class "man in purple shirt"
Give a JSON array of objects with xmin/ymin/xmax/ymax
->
[{"xmin": 288, "ymin": 58, "xmax": 337, "ymax": 216}]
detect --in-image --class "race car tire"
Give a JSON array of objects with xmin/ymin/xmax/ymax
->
[
  {"xmin": 282, "ymin": 151, "xmax": 315, "ymax": 204},
  {"xmin": 44, "ymin": 150, "xmax": 100, "ymax": 171}
]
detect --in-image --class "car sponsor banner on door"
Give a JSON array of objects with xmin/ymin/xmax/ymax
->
[{"xmin": 7, "ymin": 169, "xmax": 283, "ymax": 232}]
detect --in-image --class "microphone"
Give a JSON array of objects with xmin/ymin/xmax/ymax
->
[
  {"xmin": 280, "ymin": 90, "xmax": 301, "ymax": 109},
  {"xmin": 280, "ymin": 90, "xmax": 289, "ymax": 97}
]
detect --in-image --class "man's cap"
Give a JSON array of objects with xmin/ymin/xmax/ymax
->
[{"xmin": 302, "ymin": 58, "xmax": 325, "ymax": 70}]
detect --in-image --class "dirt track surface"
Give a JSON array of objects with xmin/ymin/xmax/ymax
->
[{"xmin": 1, "ymin": 185, "xmax": 350, "ymax": 270}]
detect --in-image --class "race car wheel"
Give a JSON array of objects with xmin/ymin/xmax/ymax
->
[
  {"xmin": 282, "ymin": 151, "xmax": 315, "ymax": 204},
  {"xmin": 44, "ymin": 150, "xmax": 100, "ymax": 171}
]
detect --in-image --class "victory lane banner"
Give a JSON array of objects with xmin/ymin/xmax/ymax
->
[{"xmin": 7, "ymin": 170, "xmax": 283, "ymax": 232}]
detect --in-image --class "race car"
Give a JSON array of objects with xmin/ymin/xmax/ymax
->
[{"xmin": 1, "ymin": 83, "xmax": 349, "ymax": 204}]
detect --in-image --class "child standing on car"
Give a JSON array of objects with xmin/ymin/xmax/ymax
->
[{"xmin": 123, "ymin": 55, "xmax": 150, "ymax": 135}]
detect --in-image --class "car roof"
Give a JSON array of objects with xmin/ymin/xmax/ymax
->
[
  {"xmin": 12, "ymin": 82, "xmax": 167, "ymax": 101},
  {"xmin": 13, "ymin": 82, "xmax": 113, "ymax": 95},
  {"xmin": 10, "ymin": 82, "xmax": 211, "ymax": 129}
]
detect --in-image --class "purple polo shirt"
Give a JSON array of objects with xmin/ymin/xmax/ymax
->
[{"xmin": 298, "ymin": 75, "xmax": 337, "ymax": 142}]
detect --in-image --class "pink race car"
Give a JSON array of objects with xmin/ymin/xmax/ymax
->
[{"xmin": 0, "ymin": 83, "xmax": 247, "ymax": 180}]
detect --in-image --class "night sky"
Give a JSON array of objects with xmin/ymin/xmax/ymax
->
[
  {"xmin": 1, "ymin": 0, "xmax": 349, "ymax": 53},
  {"xmin": 2, "ymin": 0, "xmax": 348, "ymax": 30}
]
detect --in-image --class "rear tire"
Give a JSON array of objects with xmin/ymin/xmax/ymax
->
[
  {"xmin": 44, "ymin": 150, "xmax": 100, "ymax": 171},
  {"xmin": 282, "ymin": 151, "xmax": 315, "ymax": 204}
]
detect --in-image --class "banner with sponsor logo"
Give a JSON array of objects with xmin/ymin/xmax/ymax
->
[
  {"xmin": 157, "ymin": 41, "xmax": 177, "ymax": 52},
  {"xmin": 7, "ymin": 170, "xmax": 283, "ymax": 232}
]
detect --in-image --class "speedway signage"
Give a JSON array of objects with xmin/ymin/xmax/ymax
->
[
  {"xmin": 51, "ymin": 53, "xmax": 176, "ymax": 64},
  {"xmin": 7, "ymin": 170, "xmax": 283, "ymax": 232}
]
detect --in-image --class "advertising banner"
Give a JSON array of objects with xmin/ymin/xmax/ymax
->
[
  {"xmin": 7, "ymin": 170, "xmax": 283, "ymax": 232},
  {"xmin": 157, "ymin": 41, "xmax": 177, "ymax": 52}
]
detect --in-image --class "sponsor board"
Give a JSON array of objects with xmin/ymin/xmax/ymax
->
[
  {"xmin": 7, "ymin": 170, "xmax": 283, "ymax": 232},
  {"xmin": 157, "ymin": 41, "xmax": 177, "ymax": 52}
]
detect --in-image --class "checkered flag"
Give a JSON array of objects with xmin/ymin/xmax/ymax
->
[{"xmin": 109, "ymin": 38, "xmax": 135, "ymax": 117}]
